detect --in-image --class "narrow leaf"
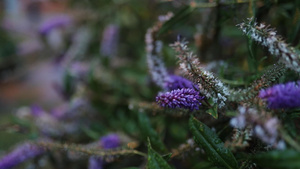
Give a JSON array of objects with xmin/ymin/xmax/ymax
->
[
  {"xmin": 189, "ymin": 117, "xmax": 238, "ymax": 169},
  {"xmin": 162, "ymin": 153, "xmax": 172, "ymax": 161},
  {"xmin": 207, "ymin": 104, "xmax": 218, "ymax": 119},
  {"xmin": 138, "ymin": 112, "xmax": 167, "ymax": 152},
  {"xmin": 147, "ymin": 139, "xmax": 172, "ymax": 169}
]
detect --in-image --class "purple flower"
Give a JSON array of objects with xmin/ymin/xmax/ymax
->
[
  {"xmin": 88, "ymin": 134, "xmax": 120, "ymax": 169},
  {"xmin": 39, "ymin": 15, "xmax": 72, "ymax": 35},
  {"xmin": 100, "ymin": 24, "xmax": 119, "ymax": 57},
  {"xmin": 100, "ymin": 134, "xmax": 121, "ymax": 149},
  {"xmin": 164, "ymin": 75, "xmax": 197, "ymax": 90},
  {"xmin": 156, "ymin": 88, "xmax": 203, "ymax": 110},
  {"xmin": 0, "ymin": 143, "xmax": 45, "ymax": 169},
  {"xmin": 259, "ymin": 81, "xmax": 300, "ymax": 109},
  {"xmin": 88, "ymin": 157, "xmax": 104, "ymax": 169},
  {"xmin": 30, "ymin": 105, "xmax": 44, "ymax": 117}
]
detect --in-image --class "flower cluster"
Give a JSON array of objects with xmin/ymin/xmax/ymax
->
[
  {"xmin": 170, "ymin": 39, "xmax": 229, "ymax": 108},
  {"xmin": 0, "ymin": 143, "xmax": 45, "ymax": 169},
  {"xmin": 230, "ymin": 106, "xmax": 285, "ymax": 149},
  {"xmin": 238, "ymin": 18, "xmax": 300, "ymax": 74},
  {"xmin": 156, "ymin": 88, "xmax": 203, "ymax": 111},
  {"xmin": 259, "ymin": 81, "xmax": 300, "ymax": 109}
]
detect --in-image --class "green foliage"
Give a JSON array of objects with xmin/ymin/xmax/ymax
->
[
  {"xmin": 147, "ymin": 139, "xmax": 172, "ymax": 169},
  {"xmin": 138, "ymin": 112, "xmax": 167, "ymax": 153},
  {"xmin": 229, "ymin": 63, "xmax": 286, "ymax": 102},
  {"xmin": 253, "ymin": 150, "xmax": 300, "ymax": 169},
  {"xmin": 158, "ymin": 6, "xmax": 195, "ymax": 37},
  {"xmin": 189, "ymin": 117, "xmax": 238, "ymax": 169}
]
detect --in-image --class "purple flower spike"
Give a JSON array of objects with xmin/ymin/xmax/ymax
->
[
  {"xmin": 259, "ymin": 81, "xmax": 300, "ymax": 109},
  {"xmin": 164, "ymin": 75, "xmax": 197, "ymax": 90},
  {"xmin": 100, "ymin": 134, "xmax": 121, "ymax": 149},
  {"xmin": 156, "ymin": 88, "xmax": 203, "ymax": 110},
  {"xmin": 0, "ymin": 143, "xmax": 45, "ymax": 169}
]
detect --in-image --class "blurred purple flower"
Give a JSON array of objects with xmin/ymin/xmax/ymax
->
[
  {"xmin": 88, "ymin": 134, "xmax": 120, "ymax": 169},
  {"xmin": 100, "ymin": 134, "xmax": 121, "ymax": 149},
  {"xmin": 259, "ymin": 81, "xmax": 300, "ymax": 109},
  {"xmin": 230, "ymin": 106, "xmax": 282, "ymax": 148},
  {"xmin": 70, "ymin": 62, "xmax": 90, "ymax": 80},
  {"xmin": 164, "ymin": 75, "xmax": 197, "ymax": 91},
  {"xmin": 39, "ymin": 15, "xmax": 72, "ymax": 35},
  {"xmin": 156, "ymin": 88, "xmax": 203, "ymax": 110},
  {"xmin": 88, "ymin": 157, "xmax": 104, "ymax": 169},
  {"xmin": 0, "ymin": 143, "xmax": 45, "ymax": 169},
  {"xmin": 100, "ymin": 24, "xmax": 119, "ymax": 57},
  {"xmin": 30, "ymin": 105, "xmax": 44, "ymax": 117}
]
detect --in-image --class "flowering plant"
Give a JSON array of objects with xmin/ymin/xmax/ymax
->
[{"xmin": 1, "ymin": 1, "xmax": 300, "ymax": 169}]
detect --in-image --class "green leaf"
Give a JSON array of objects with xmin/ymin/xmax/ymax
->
[
  {"xmin": 206, "ymin": 98, "xmax": 218, "ymax": 119},
  {"xmin": 189, "ymin": 117, "xmax": 238, "ymax": 169},
  {"xmin": 157, "ymin": 5, "xmax": 195, "ymax": 36},
  {"xmin": 147, "ymin": 139, "xmax": 172, "ymax": 169},
  {"xmin": 138, "ymin": 112, "xmax": 167, "ymax": 153},
  {"xmin": 253, "ymin": 150, "xmax": 300, "ymax": 169},
  {"xmin": 207, "ymin": 105, "xmax": 218, "ymax": 119},
  {"xmin": 288, "ymin": 9, "xmax": 300, "ymax": 43},
  {"xmin": 162, "ymin": 153, "xmax": 172, "ymax": 161}
]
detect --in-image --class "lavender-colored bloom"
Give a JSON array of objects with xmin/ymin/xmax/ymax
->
[
  {"xmin": 30, "ymin": 105, "xmax": 44, "ymax": 117},
  {"xmin": 100, "ymin": 24, "xmax": 119, "ymax": 57},
  {"xmin": 88, "ymin": 134, "xmax": 121, "ymax": 169},
  {"xmin": 100, "ymin": 134, "xmax": 121, "ymax": 149},
  {"xmin": 259, "ymin": 81, "xmax": 300, "ymax": 109},
  {"xmin": 0, "ymin": 143, "xmax": 45, "ymax": 169},
  {"xmin": 88, "ymin": 157, "xmax": 104, "ymax": 169},
  {"xmin": 164, "ymin": 75, "xmax": 197, "ymax": 90},
  {"xmin": 156, "ymin": 88, "xmax": 203, "ymax": 110},
  {"xmin": 39, "ymin": 15, "xmax": 72, "ymax": 35}
]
